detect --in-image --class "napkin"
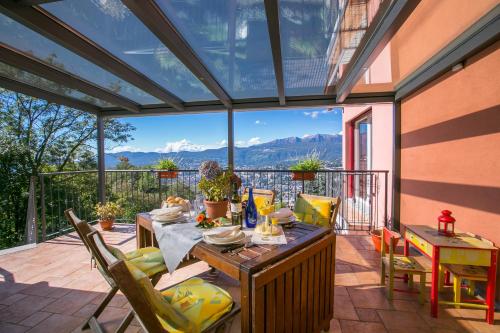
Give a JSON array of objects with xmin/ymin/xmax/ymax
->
[
  {"xmin": 203, "ymin": 226, "xmax": 242, "ymax": 243},
  {"xmin": 150, "ymin": 207, "xmax": 183, "ymax": 219},
  {"xmin": 269, "ymin": 208, "xmax": 293, "ymax": 219}
]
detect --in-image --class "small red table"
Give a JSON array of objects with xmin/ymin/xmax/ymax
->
[{"xmin": 403, "ymin": 224, "xmax": 498, "ymax": 324}]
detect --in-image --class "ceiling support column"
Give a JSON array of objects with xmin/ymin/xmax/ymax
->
[
  {"xmin": 96, "ymin": 114, "xmax": 106, "ymax": 204},
  {"xmin": 227, "ymin": 108, "xmax": 235, "ymax": 169}
]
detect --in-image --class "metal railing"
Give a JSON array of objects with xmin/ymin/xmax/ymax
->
[{"xmin": 32, "ymin": 169, "xmax": 389, "ymax": 241}]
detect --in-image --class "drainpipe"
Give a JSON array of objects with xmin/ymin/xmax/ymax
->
[
  {"xmin": 96, "ymin": 114, "xmax": 106, "ymax": 204},
  {"xmin": 227, "ymin": 107, "xmax": 234, "ymax": 169}
]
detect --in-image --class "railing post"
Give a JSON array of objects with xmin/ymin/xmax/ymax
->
[
  {"xmin": 40, "ymin": 174, "xmax": 46, "ymax": 241},
  {"xmin": 96, "ymin": 114, "xmax": 106, "ymax": 204},
  {"xmin": 384, "ymin": 171, "xmax": 388, "ymax": 228},
  {"xmin": 227, "ymin": 107, "xmax": 234, "ymax": 168},
  {"xmin": 25, "ymin": 176, "xmax": 37, "ymax": 244}
]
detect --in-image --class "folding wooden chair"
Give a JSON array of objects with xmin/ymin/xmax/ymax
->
[
  {"xmin": 108, "ymin": 258, "xmax": 241, "ymax": 333},
  {"xmin": 380, "ymin": 227, "xmax": 428, "ymax": 304},
  {"xmin": 75, "ymin": 220, "xmax": 166, "ymax": 333},
  {"xmin": 294, "ymin": 193, "xmax": 341, "ymax": 228}
]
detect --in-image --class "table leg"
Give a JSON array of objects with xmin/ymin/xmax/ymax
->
[
  {"xmin": 241, "ymin": 271, "xmax": 251, "ymax": 333},
  {"xmin": 431, "ymin": 246, "xmax": 440, "ymax": 318},
  {"xmin": 404, "ymin": 239, "xmax": 410, "ymax": 283},
  {"xmin": 486, "ymin": 250, "xmax": 497, "ymax": 324}
]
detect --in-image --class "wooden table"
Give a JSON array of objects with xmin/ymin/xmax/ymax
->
[
  {"xmin": 136, "ymin": 213, "xmax": 336, "ymax": 333},
  {"xmin": 403, "ymin": 224, "xmax": 498, "ymax": 323}
]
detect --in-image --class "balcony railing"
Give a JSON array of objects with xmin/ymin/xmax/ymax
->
[{"xmin": 22, "ymin": 169, "xmax": 389, "ymax": 246}]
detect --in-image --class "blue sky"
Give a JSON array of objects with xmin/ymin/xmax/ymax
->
[{"xmin": 109, "ymin": 107, "xmax": 343, "ymax": 153}]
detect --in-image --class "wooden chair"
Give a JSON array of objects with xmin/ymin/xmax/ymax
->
[
  {"xmin": 380, "ymin": 227, "xmax": 427, "ymax": 304},
  {"xmin": 76, "ymin": 221, "xmax": 166, "ymax": 333},
  {"xmin": 293, "ymin": 193, "xmax": 341, "ymax": 228},
  {"xmin": 107, "ymin": 258, "xmax": 241, "ymax": 333},
  {"xmin": 242, "ymin": 188, "xmax": 276, "ymax": 209},
  {"xmin": 440, "ymin": 234, "xmax": 493, "ymax": 309}
]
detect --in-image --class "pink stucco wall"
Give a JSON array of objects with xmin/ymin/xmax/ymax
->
[{"xmin": 342, "ymin": 103, "xmax": 394, "ymax": 226}]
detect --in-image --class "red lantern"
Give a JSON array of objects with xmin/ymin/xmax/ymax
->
[{"xmin": 438, "ymin": 210, "xmax": 455, "ymax": 236}]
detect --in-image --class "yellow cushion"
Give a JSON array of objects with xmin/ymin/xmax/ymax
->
[
  {"xmin": 159, "ymin": 277, "xmax": 233, "ymax": 333},
  {"xmin": 293, "ymin": 197, "xmax": 331, "ymax": 226},
  {"xmin": 125, "ymin": 262, "xmax": 233, "ymax": 333},
  {"xmin": 108, "ymin": 246, "xmax": 166, "ymax": 277}
]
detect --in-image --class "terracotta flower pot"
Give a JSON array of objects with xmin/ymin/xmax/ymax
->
[
  {"xmin": 204, "ymin": 199, "xmax": 229, "ymax": 219},
  {"xmin": 370, "ymin": 228, "xmax": 401, "ymax": 253},
  {"xmin": 99, "ymin": 218, "xmax": 115, "ymax": 231},
  {"xmin": 292, "ymin": 171, "xmax": 316, "ymax": 181},
  {"xmin": 158, "ymin": 171, "xmax": 178, "ymax": 179}
]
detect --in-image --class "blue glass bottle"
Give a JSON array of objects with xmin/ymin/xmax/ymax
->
[{"xmin": 245, "ymin": 187, "xmax": 258, "ymax": 228}]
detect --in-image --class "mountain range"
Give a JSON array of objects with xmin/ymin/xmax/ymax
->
[{"xmin": 105, "ymin": 134, "xmax": 342, "ymax": 169}]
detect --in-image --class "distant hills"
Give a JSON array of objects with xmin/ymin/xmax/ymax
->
[{"xmin": 105, "ymin": 134, "xmax": 342, "ymax": 169}]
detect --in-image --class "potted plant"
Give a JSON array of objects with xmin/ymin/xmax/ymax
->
[
  {"xmin": 94, "ymin": 202, "xmax": 124, "ymax": 231},
  {"xmin": 370, "ymin": 228, "xmax": 401, "ymax": 253},
  {"xmin": 198, "ymin": 161, "xmax": 231, "ymax": 219},
  {"xmin": 156, "ymin": 158, "xmax": 178, "ymax": 179},
  {"xmin": 290, "ymin": 155, "xmax": 323, "ymax": 181}
]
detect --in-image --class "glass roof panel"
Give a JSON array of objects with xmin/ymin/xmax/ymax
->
[
  {"xmin": 156, "ymin": 0, "xmax": 277, "ymax": 99},
  {"xmin": 0, "ymin": 62, "xmax": 112, "ymax": 108},
  {"xmin": 0, "ymin": 14, "xmax": 160, "ymax": 105},
  {"xmin": 42, "ymin": 0, "xmax": 215, "ymax": 102},
  {"xmin": 279, "ymin": 0, "xmax": 338, "ymax": 96}
]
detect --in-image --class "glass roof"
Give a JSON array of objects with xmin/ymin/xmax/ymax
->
[
  {"xmin": 156, "ymin": 0, "xmax": 277, "ymax": 99},
  {"xmin": 0, "ymin": 14, "xmax": 161, "ymax": 105},
  {"xmin": 0, "ymin": 62, "xmax": 112, "ymax": 108},
  {"xmin": 279, "ymin": 0, "xmax": 337, "ymax": 96},
  {"xmin": 41, "ymin": 0, "xmax": 215, "ymax": 102}
]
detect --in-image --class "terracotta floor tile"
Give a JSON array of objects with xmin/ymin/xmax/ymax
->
[
  {"xmin": 0, "ymin": 322, "xmax": 29, "ymax": 333},
  {"xmin": 329, "ymin": 318, "xmax": 342, "ymax": 333},
  {"xmin": 72, "ymin": 303, "xmax": 98, "ymax": 319},
  {"xmin": 348, "ymin": 287, "xmax": 392, "ymax": 310},
  {"xmin": 377, "ymin": 309, "xmax": 431, "ymax": 330},
  {"xmin": 339, "ymin": 319, "xmax": 388, "ymax": 333},
  {"xmin": 0, "ymin": 293, "xmax": 27, "ymax": 306},
  {"xmin": 334, "ymin": 295, "xmax": 359, "ymax": 320},
  {"xmin": 18, "ymin": 311, "xmax": 52, "ymax": 327},
  {"xmin": 96, "ymin": 306, "xmax": 130, "ymax": 332},
  {"xmin": 26, "ymin": 313, "xmax": 85, "ymax": 333},
  {"xmin": 42, "ymin": 290, "xmax": 100, "ymax": 315},
  {"xmin": 356, "ymin": 308, "xmax": 381, "ymax": 322},
  {"xmin": 0, "ymin": 295, "xmax": 56, "ymax": 323}
]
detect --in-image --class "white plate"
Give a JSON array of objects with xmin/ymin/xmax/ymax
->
[
  {"xmin": 153, "ymin": 215, "xmax": 187, "ymax": 224},
  {"xmin": 276, "ymin": 215, "xmax": 296, "ymax": 225},
  {"xmin": 203, "ymin": 231, "xmax": 246, "ymax": 245}
]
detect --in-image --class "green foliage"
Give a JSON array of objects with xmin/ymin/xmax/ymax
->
[
  {"xmin": 156, "ymin": 158, "xmax": 178, "ymax": 171},
  {"xmin": 198, "ymin": 172, "xmax": 231, "ymax": 202},
  {"xmin": 95, "ymin": 202, "xmax": 124, "ymax": 220},
  {"xmin": 290, "ymin": 155, "xmax": 323, "ymax": 172}
]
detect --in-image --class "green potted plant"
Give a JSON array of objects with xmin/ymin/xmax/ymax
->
[
  {"xmin": 290, "ymin": 154, "xmax": 323, "ymax": 181},
  {"xmin": 156, "ymin": 158, "xmax": 178, "ymax": 179},
  {"xmin": 198, "ymin": 161, "xmax": 231, "ymax": 218},
  {"xmin": 94, "ymin": 201, "xmax": 124, "ymax": 231}
]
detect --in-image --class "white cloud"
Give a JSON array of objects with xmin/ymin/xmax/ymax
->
[
  {"xmin": 255, "ymin": 120, "xmax": 267, "ymax": 125},
  {"xmin": 107, "ymin": 145, "xmax": 141, "ymax": 153},
  {"xmin": 154, "ymin": 139, "xmax": 204, "ymax": 153},
  {"xmin": 302, "ymin": 134, "xmax": 312, "ymax": 138},
  {"xmin": 337, "ymin": 130, "xmax": 343, "ymax": 135},
  {"xmin": 235, "ymin": 137, "xmax": 261, "ymax": 147},
  {"xmin": 219, "ymin": 140, "xmax": 227, "ymax": 146},
  {"xmin": 303, "ymin": 111, "xmax": 319, "ymax": 119}
]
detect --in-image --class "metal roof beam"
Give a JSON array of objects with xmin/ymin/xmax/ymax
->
[
  {"xmin": 0, "ymin": 43, "xmax": 141, "ymax": 112},
  {"xmin": 0, "ymin": 74, "xmax": 100, "ymax": 114},
  {"xmin": 122, "ymin": 0, "xmax": 232, "ymax": 108},
  {"xmin": 264, "ymin": 0, "xmax": 285, "ymax": 105},
  {"xmin": 0, "ymin": 2, "xmax": 184, "ymax": 110},
  {"xmin": 333, "ymin": 0, "xmax": 420, "ymax": 103}
]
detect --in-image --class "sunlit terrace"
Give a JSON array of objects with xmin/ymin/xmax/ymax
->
[{"xmin": 0, "ymin": 0, "xmax": 499, "ymax": 332}]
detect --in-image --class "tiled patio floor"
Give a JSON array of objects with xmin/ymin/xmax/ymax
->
[{"xmin": 0, "ymin": 224, "xmax": 498, "ymax": 333}]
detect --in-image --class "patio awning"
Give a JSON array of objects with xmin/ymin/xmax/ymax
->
[{"xmin": 0, "ymin": 0, "xmax": 416, "ymax": 116}]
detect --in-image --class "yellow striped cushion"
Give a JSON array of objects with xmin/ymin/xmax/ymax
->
[{"xmin": 293, "ymin": 197, "xmax": 331, "ymax": 227}]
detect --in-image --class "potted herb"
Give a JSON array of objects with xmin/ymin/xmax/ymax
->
[
  {"xmin": 94, "ymin": 202, "xmax": 124, "ymax": 231},
  {"xmin": 198, "ymin": 161, "xmax": 231, "ymax": 218},
  {"xmin": 156, "ymin": 158, "xmax": 178, "ymax": 179},
  {"xmin": 290, "ymin": 155, "xmax": 323, "ymax": 181}
]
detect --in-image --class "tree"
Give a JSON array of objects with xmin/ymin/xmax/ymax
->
[{"xmin": 0, "ymin": 88, "xmax": 135, "ymax": 248}]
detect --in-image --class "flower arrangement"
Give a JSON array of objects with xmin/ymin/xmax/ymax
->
[
  {"xmin": 195, "ymin": 210, "xmax": 223, "ymax": 229},
  {"xmin": 156, "ymin": 158, "xmax": 178, "ymax": 171},
  {"xmin": 198, "ymin": 161, "xmax": 231, "ymax": 202},
  {"xmin": 95, "ymin": 201, "xmax": 124, "ymax": 221}
]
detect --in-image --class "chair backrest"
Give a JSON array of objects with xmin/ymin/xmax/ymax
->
[
  {"xmin": 381, "ymin": 227, "xmax": 397, "ymax": 260},
  {"xmin": 108, "ymin": 259, "xmax": 192, "ymax": 333},
  {"xmin": 294, "ymin": 193, "xmax": 341, "ymax": 228},
  {"xmin": 242, "ymin": 188, "xmax": 276, "ymax": 210},
  {"xmin": 76, "ymin": 221, "xmax": 117, "ymax": 286},
  {"xmin": 65, "ymin": 208, "xmax": 90, "ymax": 250}
]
